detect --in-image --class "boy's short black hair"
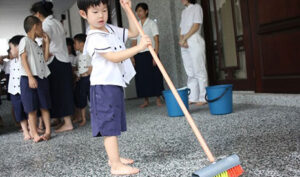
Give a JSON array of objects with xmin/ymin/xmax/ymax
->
[
  {"xmin": 188, "ymin": 0, "xmax": 197, "ymax": 4},
  {"xmin": 8, "ymin": 35, "xmax": 25, "ymax": 46},
  {"xmin": 24, "ymin": 15, "xmax": 42, "ymax": 33},
  {"xmin": 74, "ymin": 33, "xmax": 87, "ymax": 43},
  {"xmin": 77, "ymin": 0, "xmax": 108, "ymax": 13},
  {"xmin": 135, "ymin": 3, "xmax": 149, "ymax": 17},
  {"xmin": 30, "ymin": 1, "xmax": 53, "ymax": 17},
  {"xmin": 66, "ymin": 38, "xmax": 77, "ymax": 56}
]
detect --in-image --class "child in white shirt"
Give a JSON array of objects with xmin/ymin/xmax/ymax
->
[
  {"xmin": 19, "ymin": 15, "xmax": 52, "ymax": 143},
  {"xmin": 78, "ymin": 0, "xmax": 151, "ymax": 175},
  {"xmin": 73, "ymin": 33, "xmax": 92, "ymax": 127}
]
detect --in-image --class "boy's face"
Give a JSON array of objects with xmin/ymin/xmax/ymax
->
[
  {"xmin": 9, "ymin": 43, "xmax": 18, "ymax": 58},
  {"xmin": 34, "ymin": 23, "xmax": 44, "ymax": 37},
  {"xmin": 79, "ymin": 3, "xmax": 108, "ymax": 30},
  {"xmin": 74, "ymin": 40, "xmax": 84, "ymax": 51}
]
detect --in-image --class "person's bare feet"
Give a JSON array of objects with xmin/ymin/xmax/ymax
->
[
  {"xmin": 32, "ymin": 134, "xmax": 43, "ymax": 143},
  {"xmin": 189, "ymin": 101, "xmax": 196, "ymax": 105},
  {"xmin": 110, "ymin": 163, "xmax": 139, "ymax": 175},
  {"xmin": 73, "ymin": 118, "xmax": 82, "ymax": 123},
  {"xmin": 79, "ymin": 119, "xmax": 86, "ymax": 127},
  {"xmin": 55, "ymin": 123, "xmax": 73, "ymax": 133},
  {"xmin": 37, "ymin": 128, "xmax": 45, "ymax": 134},
  {"xmin": 139, "ymin": 102, "xmax": 149, "ymax": 108},
  {"xmin": 23, "ymin": 132, "xmax": 32, "ymax": 141},
  {"xmin": 196, "ymin": 102, "xmax": 207, "ymax": 106},
  {"xmin": 42, "ymin": 133, "xmax": 51, "ymax": 141},
  {"xmin": 156, "ymin": 98, "xmax": 163, "ymax": 107},
  {"xmin": 108, "ymin": 158, "xmax": 134, "ymax": 166}
]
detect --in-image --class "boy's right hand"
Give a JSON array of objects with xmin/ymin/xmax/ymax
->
[
  {"xmin": 28, "ymin": 76, "xmax": 38, "ymax": 89},
  {"xmin": 138, "ymin": 35, "xmax": 152, "ymax": 51}
]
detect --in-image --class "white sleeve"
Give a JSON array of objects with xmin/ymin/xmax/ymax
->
[
  {"xmin": 193, "ymin": 5, "xmax": 203, "ymax": 24},
  {"xmin": 151, "ymin": 21, "xmax": 159, "ymax": 36},
  {"xmin": 18, "ymin": 38, "xmax": 26, "ymax": 56}
]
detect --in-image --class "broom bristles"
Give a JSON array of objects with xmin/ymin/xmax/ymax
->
[{"xmin": 214, "ymin": 165, "xmax": 244, "ymax": 177}]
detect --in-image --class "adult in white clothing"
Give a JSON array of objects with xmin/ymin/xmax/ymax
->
[{"xmin": 179, "ymin": 0, "xmax": 208, "ymax": 106}]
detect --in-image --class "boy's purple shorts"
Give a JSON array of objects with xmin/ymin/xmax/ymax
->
[
  {"xmin": 90, "ymin": 85, "xmax": 126, "ymax": 137},
  {"xmin": 20, "ymin": 76, "xmax": 51, "ymax": 113}
]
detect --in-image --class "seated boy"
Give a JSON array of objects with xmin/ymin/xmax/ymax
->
[
  {"xmin": 19, "ymin": 15, "xmax": 52, "ymax": 142},
  {"xmin": 73, "ymin": 33, "xmax": 92, "ymax": 127}
]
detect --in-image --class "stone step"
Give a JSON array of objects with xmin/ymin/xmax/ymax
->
[{"xmin": 233, "ymin": 91, "xmax": 300, "ymax": 107}]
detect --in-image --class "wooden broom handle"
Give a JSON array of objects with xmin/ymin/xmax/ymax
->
[{"xmin": 124, "ymin": 4, "xmax": 216, "ymax": 163}]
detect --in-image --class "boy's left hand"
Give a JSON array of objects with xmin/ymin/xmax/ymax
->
[
  {"xmin": 42, "ymin": 33, "xmax": 50, "ymax": 44},
  {"xmin": 120, "ymin": 0, "xmax": 131, "ymax": 9}
]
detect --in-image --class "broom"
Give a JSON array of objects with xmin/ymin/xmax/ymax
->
[{"xmin": 123, "ymin": 3, "xmax": 244, "ymax": 177}]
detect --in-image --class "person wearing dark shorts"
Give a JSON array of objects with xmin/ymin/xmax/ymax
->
[
  {"xmin": 73, "ymin": 33, "xmax": 92, "ymax": 127},
  {"xmin": 79, "ymin": 0, "xmax": 152, "ymax": 174},
  {"xmin": 30, "ymin": 1, "xmax": 74, "ymax": 133},
  {"xmin": 19, "ymin": 16, "xmax": 52, "ymax": 142},
  {"xmin": 8, "ymin": 35, "xmax": 30, "ymax": 140}
]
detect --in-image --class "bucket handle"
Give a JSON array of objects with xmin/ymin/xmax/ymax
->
[{"xmin": 205, "ymin": 87, "xmax": 230, "ymax": 103}]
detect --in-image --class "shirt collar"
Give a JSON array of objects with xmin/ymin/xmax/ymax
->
[
  {"xmin": 87, "ymin": 24, "xmax": 115, "ymax": 36},
  {"xmin": 44, "ymin": 15, "xmax": 54, "ymax": 22},
  {"xmin": 185, "ymin": 3, "xmax": 193, "ymax": 9},
  {"xmin": 139, "ymin": 18, "xmax": 150, "ymax": 27}
]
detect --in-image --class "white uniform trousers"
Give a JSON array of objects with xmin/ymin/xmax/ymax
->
[{"xmin": 181, "ymin": 33, "xmax": 208, "ymax": 102}]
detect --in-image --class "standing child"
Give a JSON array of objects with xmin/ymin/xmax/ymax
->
[
  {"xmin": 77, "ymin": 0, "xmax": 151, "ymax": 175},
  {"xmin": 8, "ymin": 35, "xmax": 31, "ymax": 140},
  {"xmin": 73, "ymin": 33, "xmax": 92, "ymax": 127},
  {"xmin": 19, "ymin": 15, "xmax": 52, "ymax": 142}
]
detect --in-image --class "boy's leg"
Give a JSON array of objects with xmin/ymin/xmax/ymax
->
[
  {"xmin": 40, "ymin": 109, "xmax": 51, "ymax": 140},
  {"xmin": 20, "ymin": 120, "xmax": 31, "ymax": 140},
  {"xmin": 104, "ymin": 136, "xmax": 139, "ymax": 175},
  {"xmin": 156, "ymin": 96, "xmax": 163, "ymax": 107},
  {"xmin": 28, "ymin": 111, "xmax": 42, "ymax": 143},
  {"xmin": 79, "ymin": 107, "xmax": 86, "ymax": 126},
  {"xmin": 73, "ymin": 108, "xmax": 82, "ymax": 123}
]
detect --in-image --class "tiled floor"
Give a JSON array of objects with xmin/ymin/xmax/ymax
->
[{"xmin": 0, "ymin": 98, "xmax": 299, "ymax": 177}]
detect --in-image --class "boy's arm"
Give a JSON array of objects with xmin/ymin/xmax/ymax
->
[
  {"xmin": 101, "ymin": 45, "xmax": 143, "ymax": 63},
  {"xmin": 154, "ymin": 35, "xmax": 159, "ymax": 54},
  {"xmin": 21, "ymin": 52, "xmax": 38, "ymax": 88},
  {"xmin": 120, "ymin": 0, "xmax": 139, "ymax": 38},
  {"xmin": 42, "ymin": 33, "xmax": 50, "ymax": 61}
]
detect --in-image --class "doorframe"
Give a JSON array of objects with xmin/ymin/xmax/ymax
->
[{"xmin": 201, "ymin": 0, "xmax": 255, "ymax": 90}]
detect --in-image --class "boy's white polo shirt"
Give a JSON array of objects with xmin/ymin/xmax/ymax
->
[
  {"xmin": 180, "ymin": 3, "xmax": 203, "ymax": 35},
  {"xmin": 77, "ymin": 52, "xmax": 92, "ymax": 75},
  {"xmin": 84, "ymin": 24, "xmax": 136, "ymax": 87},
  {"xmin": 8, "ymin": 58, "xmax": 22, "ymax": 95},
  {"xmin": 43, "ymin": 15, "xmax": 70, "ymax": 64},
  {"xmin": 19, "ymin": 37, "xmax": 51, "ymax": 79}
]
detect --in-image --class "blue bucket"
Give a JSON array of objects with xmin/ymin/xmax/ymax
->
[
  {"xmin": 205, "ymin": 84, "xmax": 233, "ymax": 115},
  {"xmin": 163, "ymin": 87, "xmax": 190, "ymax": 117}
]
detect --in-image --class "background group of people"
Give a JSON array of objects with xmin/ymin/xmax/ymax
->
[{"xmin": 0, "ymin": 0, "xmax": 208, "ymax": 139}]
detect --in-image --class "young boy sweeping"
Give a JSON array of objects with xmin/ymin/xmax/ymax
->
[{"xmin": 77, "ymin": 0, "xmax": 151, "ymax": 175}]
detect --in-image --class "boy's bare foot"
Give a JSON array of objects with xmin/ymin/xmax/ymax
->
[
  {"xmin": 108, "ymin": 158, "xmax": 134, "ymax": 166},
  {"xmin": 111, "ymin": 163, "xmax": 139, "ymax": 175},
  {"xmin": 37, "ymin": 128, "xmax": 45, "ymax": 134},
  {"xmin": 196, "ymin": 102, "xmax": 207, "ymax": 106},
  {"xmin": 139, "ymin": 102, "xmax": 149, "ymax": 108},
  {"xmin": 189, "ymin": 101, "xmax": 196, "ymax": 105},
  {"xmin": 55, "ymin": 123, "xmax": 73, "ymax": 133},
  {"xmin": 42, "ymin": 133, "xmax": 51, "ymax": 141},
  {"xmin": 32, "ymin": 135, "xmax": 43, "ymax": 143},
  {"xmin": 79, "ymin": 119, "xmax": 86, "ymax": 127},
  {"xmin": 73, "ymin": 118, "xmax": 82, "ymax": 123},
  {"xmin": 23, "ymin": 132, "xmax": 32, "ymax": 141}
]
